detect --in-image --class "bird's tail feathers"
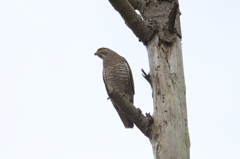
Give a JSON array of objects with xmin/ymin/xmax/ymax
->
[{"xmin": 112, "ymin": 103, "xmax": 134, "ymax": 128}]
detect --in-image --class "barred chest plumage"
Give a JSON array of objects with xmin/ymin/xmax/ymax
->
[{"xmin": 103, "ymin": 62, "xmax": 131, "ymax": 94}]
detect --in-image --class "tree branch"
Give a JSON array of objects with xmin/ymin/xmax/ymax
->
[
  {"xmin": 168, "ymin": 1, "xmax": 179, "ymax": 33},
  {"xmin": 109, "ymin": 0, "xmax": 156, "ymax": 44},
  {"xmin": 141, "ymin": 68, "xmax": 152, "ymax": 88},
  {"xmin": 109, "ymin": 91, "xmax": 153, "ymax": 137}
]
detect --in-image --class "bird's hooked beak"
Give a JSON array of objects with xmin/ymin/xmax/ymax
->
[{"xmin": 94, "ymin": 51, "xmax": 100, "ymax": 56}]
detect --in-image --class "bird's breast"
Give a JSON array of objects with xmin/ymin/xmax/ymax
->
[{"xmin": 104, "ymin": 62, "xmax": 130, "ymax": 93}]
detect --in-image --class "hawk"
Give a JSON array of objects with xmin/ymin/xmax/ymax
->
[{"xmin": 94, "ymin": 47, "xmax": 134, "ymax": 128}]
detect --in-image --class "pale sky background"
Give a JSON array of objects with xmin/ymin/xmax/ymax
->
[{"xmin": 0, "ymin": 0, "xmax": 239, "ymax": 159}]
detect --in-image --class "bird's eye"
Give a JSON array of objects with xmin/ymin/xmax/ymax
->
[{"xmin": 98, "ymin": 48, "xmax": 104, "ymax": 52}]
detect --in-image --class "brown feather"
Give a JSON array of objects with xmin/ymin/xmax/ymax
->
[{"xmin": 96, "ymin": 48, "xmax": 134, "ymax": 128}]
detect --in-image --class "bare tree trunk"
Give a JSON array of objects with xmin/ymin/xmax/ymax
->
[
  {"xmin": 108, "ymin": 0, "xmax": 190, "ymax": 158},
  {"xmin": 147, "ymin": 34, "xmax": 190, "ymax": 159}
]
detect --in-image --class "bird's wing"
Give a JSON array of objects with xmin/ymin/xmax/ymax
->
[
  {"xmin": 111, "ymin": 99, "xmax": 134, "ymax": 128},
  {"xmin": 103, "ymin": 66, "xmax": 134, "ymax": 128},
  {"xmin": 102, "ymin": 67, "xmax": 109, "ymax": 94},
  {"xmin": 123, "ymin": 60, "xmax": 135, "ymax": 104}
]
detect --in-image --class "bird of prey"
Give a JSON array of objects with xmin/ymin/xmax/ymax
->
[{"xmin": 94, "ymin": 47, "xmax": 134, "ymax": 128}]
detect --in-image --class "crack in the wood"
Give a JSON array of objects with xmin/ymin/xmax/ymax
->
[
  {"xmin": 165, "ymin": 50, "xmax": 171, "ymax": 69},
  {"xmin": 170, "ymin": 73, "xmax": 177, "ymax": 88},
  {"xmin": 178, "ymin": 94, "xmax": 182, "ymax": 108},
  {"xmin": 164, "ymin": 120, "xmax": 168, "ymax": 125},
  {"xmin": 152, "ymin": 14, "xmax": 165, "ymax": 18},
  {"xmin": 156, "ymin": 144, "xmax": 160, "ymax": 152},
  {"xmin": 158, "ymin": 0, "xmax": 174, "ymax": 3}
]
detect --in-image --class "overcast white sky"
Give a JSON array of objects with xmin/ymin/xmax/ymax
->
[{"xmin": 0, "ymin": 0, "xmax": 239, "ymax": 159}]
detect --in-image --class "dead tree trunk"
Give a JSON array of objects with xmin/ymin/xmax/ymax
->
[{"xmin": 108, "ymin": 0, "xmax": 190, "ymax": 158}]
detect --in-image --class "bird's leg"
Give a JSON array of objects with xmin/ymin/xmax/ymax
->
[
  {"xmin": 107, "ymin": 84, "xmax": 114, "ymax": 100},
  {"xmin": 108, "ymin": 84, "xmax": 114, "ymax": 93},
  {"xmin": 122, "ymin": 92, "xmax": 127, "ymax": 99}
]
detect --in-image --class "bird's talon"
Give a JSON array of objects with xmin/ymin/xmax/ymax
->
[{"xmin": 122, "ymin": 92, "xmax": 127, "ymax": 99}]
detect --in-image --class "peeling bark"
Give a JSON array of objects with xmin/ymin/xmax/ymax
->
[{"xmin": 140, "ymin": 0, "xmax": 182, "ymax": 42}]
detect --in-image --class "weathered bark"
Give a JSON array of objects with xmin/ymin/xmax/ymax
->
[
  {"xmin": 108, "ymin": 0, "xmax": 190, "ymax": 158},
  {"xmin": 147, "ymin": 34, "xmax": 190, "ymax": 159}
]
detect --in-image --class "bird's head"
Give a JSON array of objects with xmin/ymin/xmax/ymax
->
[{"xmin": 94, "ymin": 47, "xmax": 112, "ymax": 59}]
